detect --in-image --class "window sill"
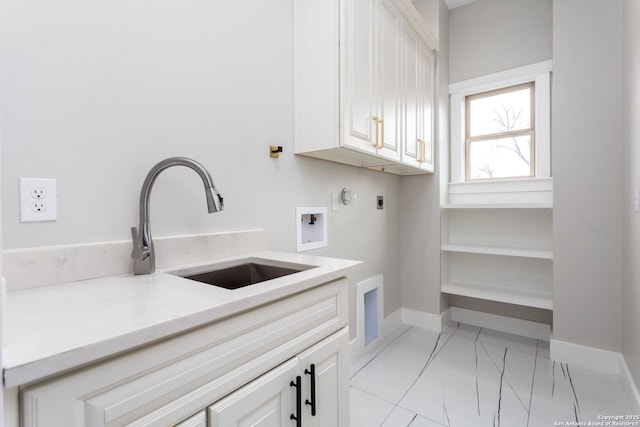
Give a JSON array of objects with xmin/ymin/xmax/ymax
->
[{"xmin": 447, "ymin": 177, "xmax": 553, "ymax": 206}]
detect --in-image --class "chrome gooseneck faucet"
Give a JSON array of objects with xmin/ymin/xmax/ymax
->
[{"xmin": 131, "ymin": 157, "xmax": 224, "ymax": 275}]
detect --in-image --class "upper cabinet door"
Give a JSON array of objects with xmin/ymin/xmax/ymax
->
[
  {"xmin": 342, "ymin": 0, "xmax": 377, "ymax": 154},
  {"xmin": 401, "ymin": 20, "xmax": 422, "ymax": 167},
  {"xmin": 418, "ymin": 41, "xmax": 435, "ymax": 172},
  {"xmin": 400, "ymin": 22, "xmax": 435, "ymax": 172},
  {"xmin": 375, "ymin": 0, "xmax": 403, "ymax": 162}
]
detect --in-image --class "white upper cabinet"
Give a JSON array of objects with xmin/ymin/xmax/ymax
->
[
  {"xmin": 401, "ymin": 22, "xmax": 435, "ymax": 172},
  {"xmin": 342, "ymin": 0, "xmax": 376, "ymax": 154},
  {"xmin": 376, "ymin": 0, "xmax": 402, "ymax": 162},
  {"xmin": 294, "ymin": 0, "xmax": 437, "ymax": 175}
]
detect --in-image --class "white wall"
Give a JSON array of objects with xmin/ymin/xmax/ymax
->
[
  {"xmin": 0, "ymin": 112, "xmax": 3, "ymax": 427},
  {"xmin": 399, "ymin": 0, "xmax": 447, "ymax": 317},
  {"xmin": 448, "ymin": 0, "xmax": 626, "ymax": 353},
  {"xmin": 448, "ymin": 0, "xmax": 552, "ymax": 83},
  {"xmin": 553, "ymin": 0, "xmax": 623, "ymax": 351},
  {"xmin": 0, "ymin": 0, "xmax": 403, "ymax": 339},
  {"xmin": 623, "ymin": 0, "xmax": 640, "ymax": 390}
]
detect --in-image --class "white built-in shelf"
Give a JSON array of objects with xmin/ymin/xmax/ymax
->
[
  {"xmin": 441, "ymin": 195, "xmax": 554, "ymax": 311},
  {"xmin": 441, "ymin": 243, "xmax": 553, "ymax": 260},
  {"xmin": 441, "ymin": 203, "xmax": 553, "ymax": 209},
  {"xmin": 442, "ymin": 282, "xmax": 553, "ymax": 310}
]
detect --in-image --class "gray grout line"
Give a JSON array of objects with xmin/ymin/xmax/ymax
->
[
  {"xmin": 355, "ymin": 322, "xmax": 543, "ymax": 426},
  {"xmin": 552, "ymin": 360, "xmax": 556, "ymax": 397},
  {"xmin": 395, "ymin": 330, "xmax": 457, "ymax": 419},
  {"xmin": 350, "ymin": 384, "xmax": 398, "ymax": 407},
  {"xmin": 475, "ymin": 327, "xmax": 482, "ymax": 417},
  {"xmin": 374, "ymin": 324, "xmax": 458, "ymax": 427},
  {"xmin": 496, "ymin": 347, "xmax": 508, "ymax": 427},
  {"xmin": 566, "ymin": 364, "xmax": 581, "ymax": 421},
  {"xmin": 350, "ymin": 326, "xmax": 413, "ymax": 380},
  {"xmin": 352, "ymin": 322, "xmax": 632, "ymax": 427},
  {"xmin": 526, "ymin": 340, "xmax": 539, "ymax": 427}
]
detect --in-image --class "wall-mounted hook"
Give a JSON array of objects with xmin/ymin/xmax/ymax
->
[{"xmin": 270, "ymin": 145, "xmax": 283, "ymax": 158}]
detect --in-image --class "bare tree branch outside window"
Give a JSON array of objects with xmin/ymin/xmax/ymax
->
[{"xmin": 465, "ymin": 83, "xmax": 535, "ymax": 180}]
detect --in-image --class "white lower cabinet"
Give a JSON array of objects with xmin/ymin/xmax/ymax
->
[
  {"xmin": 209, "ymin": 360, "xmax": 298, "ymax": 427},
  {"xmin": 176, "ymin": 411, "xmax": 207, "ymax": 427},
  {"xmin": 208, "ymin": 329, "xmax": 348, "ymax": 427},
  {"xmin": 21, "ymin": 279, "xmax": 349, "ymax": 427},
  {"xmin": 297, "ymin": 328, "xmax": 349, "ymax": 427}
]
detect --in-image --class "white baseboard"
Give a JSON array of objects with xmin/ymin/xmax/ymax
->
[
  {"xmin": 401, "ymin": 308, "xmax": 446, "ymax": 333},
  {"xmin": 350, "ymin": 307, "xmax": 443, "ymax": 362},
  {"xmin": 551, "ymin": 338, "xmax": 640, "ymax": 411},
  {"xmin": 441, "ymin": 308, "xmax": 452, "ymax": 331},
  {"xmin": 349, "ymin": 308, "xmax": 402, "ymax": 362},
  {"xmin": 348, "ymin": 337, "xmax": 361, "ymax": 362},
  {"xmin": 450, "ymin": 307, "xmax": 551, "ymax": 341},
  {"xmin": 381, "ymin": 308, "xmax": 403, "ymax": 337},
  {"xmin": 620, "ymin": 354, "xmax": 640, "ymax": 413},
  {"xmin": 550, "ymin": 338, "xmax": 620, "ymax": 375}
]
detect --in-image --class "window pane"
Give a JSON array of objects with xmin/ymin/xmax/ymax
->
[
  {"xmin": 469, "ymin": 86, "xmax": 531, "ymax": 137},
  {"xmin": 468, "ymin": 136, "xmax": 531, "ymax": 180}
]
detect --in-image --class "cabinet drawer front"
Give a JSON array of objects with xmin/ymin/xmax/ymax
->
[
  {"xmin": 22, "ymin": 279, "xmax": 347, "ymax": 427},
  {"xmin": 175, "ymin": 411, "xmax": 206, "ymax": 427}
]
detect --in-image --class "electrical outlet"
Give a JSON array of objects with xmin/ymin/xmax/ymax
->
[
  {"xmin": 31, "ymin": 201, "xmax": 47, "ymax": 213},
  {"xmin": 20, "ymin": 177, "xmax": 57, "ymax": 222},
  {"xmin": 31, "ymin": 187, "xmax": 47, "ymax": 199}
]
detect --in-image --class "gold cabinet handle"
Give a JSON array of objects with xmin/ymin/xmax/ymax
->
[
  {"xmin": 372, "ymin": 116, "xmax": 380, "ymax": 148},
  {"xmin": 379, "ymin": 119, "xmax": 384, "ymax": 149},
  {"xmin": 417, "ymin": 139, "xmax": 425, "ymax": 163}
]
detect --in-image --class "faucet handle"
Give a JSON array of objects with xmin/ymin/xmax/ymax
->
[{"xmin": 130, "ymin": 227, "xmax": 150, "ymax": 261}]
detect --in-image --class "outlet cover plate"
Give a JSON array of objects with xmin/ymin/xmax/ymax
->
[{"xmin": 20, "ymin": 177, "xmax": 57, "ymax": 222}]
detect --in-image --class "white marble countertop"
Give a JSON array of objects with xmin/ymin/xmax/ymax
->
[{"xmin": 3, "ymin": 251, "xmax": 361, "ymax": 387}]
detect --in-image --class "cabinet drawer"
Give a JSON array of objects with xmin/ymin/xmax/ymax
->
[{"xmin": 22, "ymin": 278, "xmax": 347, "ymax": 427}]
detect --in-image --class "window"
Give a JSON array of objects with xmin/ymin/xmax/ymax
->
[
  {"xmin": 448, "ymin": 61, "xmax": 551, "ymax": 185},
  {"xmin": 465, "ymin": 82, "xmax": 535, "ymax": 180}
]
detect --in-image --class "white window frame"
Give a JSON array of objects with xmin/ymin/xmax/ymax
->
[{"xmin": 449, "ymin": 61, "xmax": 552, "ymax": 185}]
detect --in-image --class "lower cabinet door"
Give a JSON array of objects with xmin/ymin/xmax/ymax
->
[
  {"xmin": 175, "ymin": 410, "xmax": 206, "ymax": 427},
  {"xmin": 208, "ymin": 359, "xmax": 298, "ymax": 427},
  {"xmin": 298, "ymin": 328, "xmax": 349, "ymax": 427}
]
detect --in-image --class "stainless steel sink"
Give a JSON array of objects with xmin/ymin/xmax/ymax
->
[{"xmin": 168, "ymin": 259, "xmax": 315, "ymax": 290}]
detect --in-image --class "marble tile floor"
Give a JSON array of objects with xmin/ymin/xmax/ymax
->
[{"xmin": 350, "ymin": 323, "xmax": 637, "ymax": 427}]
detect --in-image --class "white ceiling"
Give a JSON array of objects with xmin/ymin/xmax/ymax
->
[{"xmin": 444, "ymin": 0, "xmax": 476, "ymax": 10}]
